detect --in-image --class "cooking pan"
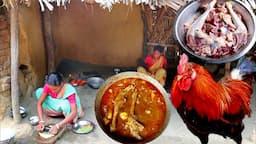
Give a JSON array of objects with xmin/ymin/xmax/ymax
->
[{"xmin": 95, "ymin": 72, "xmax": 170, "ymax": 144}]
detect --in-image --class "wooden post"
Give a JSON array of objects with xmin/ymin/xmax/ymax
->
[
  {"xmin": 224, "ymin": 62, "xmax": 231, "ymax": 76},
  {"xmin": 140, "ymin": 6, "xmax": 151, "ymax": 58},
  {"xmin": 10, "ymin": 4, "xmax": 21, "ymax": 123},
  {"xmin": 42, "ymin": 10, "xmax": 56, "ymax": 73}
]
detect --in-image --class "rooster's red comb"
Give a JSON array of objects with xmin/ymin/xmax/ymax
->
[
  {"xmin": 177, "ymin": 53, "xmax": 189, "ymax": 74},
  {"xmin": 179, "ymin": 53, "xmax": 188, "ymax": 65}
]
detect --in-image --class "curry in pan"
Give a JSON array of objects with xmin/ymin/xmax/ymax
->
[{"xmin": 99, "ymin": 78, "xmax": 167, "ymax": 141}]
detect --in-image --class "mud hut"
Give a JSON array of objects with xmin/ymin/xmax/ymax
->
[{"xmin": 0, "ymin": 0, "xmax": 190, "ymax": 120}]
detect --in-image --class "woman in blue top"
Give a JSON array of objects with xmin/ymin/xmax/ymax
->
[{"xmin": 35, "ymin": 72, "xmax": 84, "ymax": 134}]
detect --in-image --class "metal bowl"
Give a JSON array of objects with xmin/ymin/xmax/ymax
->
[
  {"xmin": 9, "ymin": 106, "xmax": 27, "ymax": 118},
  {"xmin": 29, "ymin": 116, "xmax": 39, "ymax": 126},
  {"xmin": 72, "ymin": 120, "xmax": 95, "ymax": 134},
  {"xmin": 173, "ymin": 0, "xmax": 256, "ymax": 63},
  {"xmin": 95, "ymin": 72, "xmax": 170, "ymax": 144},
  {"xmin": 0, "ymin": 128, "xmax": 15, "ymax": 144},
  {"xmin": 87, "ymin": 77, "xmax": 104, "ymax": 89}
]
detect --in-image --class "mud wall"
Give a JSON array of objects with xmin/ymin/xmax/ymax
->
[
  {"xmin": 51, "ymin": 2, "xmax": 144, "ymax": 67},
  {"xmin": 18, "ymin": 1, "xmax": 46, "ymax": 100},
  {"xmin": 0, "ymin": 8, "xmax": 11, "ymax": 117},
  {"xmin": 0, "ymin": 1, "xmax": 46, "ymax": 117}
]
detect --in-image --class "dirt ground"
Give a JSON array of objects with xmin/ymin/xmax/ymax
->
[{"xmin": 0, "ymin": 61, "xmax": 256, "ymax": 144}]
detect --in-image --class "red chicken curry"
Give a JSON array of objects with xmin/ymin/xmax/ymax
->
[{"xmin": 100, "ymin": 78, "xmax": 166, "ymax": 141}]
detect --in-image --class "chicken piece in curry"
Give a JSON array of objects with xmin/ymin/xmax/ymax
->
[{"xmin": 100, "ymin": 78, "xmax": 166, "ymax": 141}]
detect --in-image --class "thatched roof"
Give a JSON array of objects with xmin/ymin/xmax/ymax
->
[
  {"xmin": 1, "ymin": 0, "xmax": 192, "ymax": 11},
  {"xmin": 2, "ymin": 0, "xmax": 256, "ymax": 12}
]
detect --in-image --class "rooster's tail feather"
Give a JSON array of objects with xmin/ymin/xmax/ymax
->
[{"xmin": 221, "ymin": 79, "xmax": 252, "ymax": 116}]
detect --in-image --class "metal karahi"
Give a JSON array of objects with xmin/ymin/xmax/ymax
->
[{"xmin": 94, "ymin": 72, "xmax": 170, "ymax": 144}]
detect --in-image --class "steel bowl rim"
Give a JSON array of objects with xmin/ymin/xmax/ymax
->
[
  {"xmin": 173, "ymin": 0, "xmax": 256, "ymax": 64},
  {"xmin": 87, "ymin": 77, "xmax": 105, "ymax": 89},
  {"xmin": 71, "ymin": 120, "xmax": 95, "ymax": 134},
  {"xmin": 0, "ymin": 128, "xmax": 15, "ymax": 142},
  {"xmin": 29, "ymin": 116, "xmax": 39, "ymax": 125},
  {"xmin": 9, "ymin": 106, "xmax": 27, "ymax": 118}
]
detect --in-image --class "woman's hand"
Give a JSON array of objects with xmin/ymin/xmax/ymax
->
[
  {"xmin": 49, "ymin": 124, "xmax": 59, "ymax": 135},
  {"xmin": 35, "ymin": 121, "xmax": 45, "ymax": 131}
]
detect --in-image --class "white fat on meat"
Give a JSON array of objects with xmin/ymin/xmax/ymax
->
[
  {"xmin": 186, "ymin": 0, "xmax": 216, "ymax": 54},
  {"xmin": 226, "ymin": 2, "xmax": 248, "ymax": 51},
  {"xmin": 187, "ymin": 0, "xmax": 216, "ymax": 40}
]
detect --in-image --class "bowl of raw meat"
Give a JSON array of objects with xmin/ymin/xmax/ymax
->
[{"xmin": 174, "ymin": 0, "xmax": 256, "ymax": 63}]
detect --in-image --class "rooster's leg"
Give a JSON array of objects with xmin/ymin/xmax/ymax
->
[
  {"xmin": 189, "ymin": 127, "xmax": 209, "ymax": 144},
  {"xmin": 197, "ymin": 133, "xmax": 209, "ymax": 144},
  {"xmin": 233, "ymin": 134, "xmax": 242, "ymax": 144},
  {"xmin": 230, "ymin": 123, "xmax": 244, "ymax": 144}
]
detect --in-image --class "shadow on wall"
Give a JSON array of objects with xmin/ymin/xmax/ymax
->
[
  {"xmin": 18, "ymin": 64, "xmax": 37, "ymax": 98},
  {"xmin": 56, "ymin": 59, "xmax": 178, "ymax": 93},
  {"xmin": 57, "ymin": 59, "xmax": 137, "ymax": 77}
]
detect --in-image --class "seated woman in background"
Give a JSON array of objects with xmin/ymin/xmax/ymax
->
[
  {"xmin": 137, "ymin": 45, "xmax": 167, "ymax": 86},
  {"xmin": 35, "ymin": 72, "xmax": 84, "ymax": 134}
]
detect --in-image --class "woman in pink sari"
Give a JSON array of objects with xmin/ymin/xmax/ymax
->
[
  {"xmin": 137, "ymin": 45, "xmax": 167, "ymax": 86},
  {"xmin": 35, "ymin": 72, "xmax": 84, "ymax": 134}
]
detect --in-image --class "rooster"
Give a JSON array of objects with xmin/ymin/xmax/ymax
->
[{"xmin": 170, "ymin": 53, "xmax": 256, "ymax": 144}]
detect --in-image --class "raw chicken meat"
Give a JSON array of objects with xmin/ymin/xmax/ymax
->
[
  {"xmin": 226, "ymin": 2, "xmax": 248, "ymax": 52},
  {"xmin": 185, "ymin": 1, "xmax": 248, "ymax": 58}
]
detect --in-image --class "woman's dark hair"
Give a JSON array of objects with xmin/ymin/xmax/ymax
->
[
  {"xmin": 153, "ymin": 45, "xmax": 164, "ymax": 53},
  {"xmin": 45, "ymin": 72, "xmax": 63, "ymax": 86}
]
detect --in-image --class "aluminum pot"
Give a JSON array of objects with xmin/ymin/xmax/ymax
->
[
  {"xmin": 9, "ymin": 106, "xmax": 27, "ymax": 119},
  {"xmin": 173, "ymin": 0, "xmax": 256, "ymax": 64},
  {"xmin": 95, "ymin": 72, "xmax": 170, "ymax": 144},
  {"xmin": 0, "ymin": 128, "xmax": 15, "ymax": 144},
  {"xmin": 87, "ymin": 77, "xmax": 105, "ymax": 89}
]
